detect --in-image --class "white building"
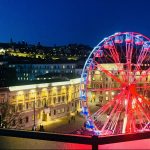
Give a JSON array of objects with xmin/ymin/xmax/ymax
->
[{"xmin": 0, "ymin": 78, "xmax": 81, "ymax": 129}]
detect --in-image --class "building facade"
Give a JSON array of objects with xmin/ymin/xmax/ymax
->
[
  {"xmin": 87, "ymin": 63, "xmax": 150, "ymax": 106},
  {"xmin": 0, "ymin": 78, "xmax": 81, "ymax": 129},
  {"xmin": 9, "ymin": 63, "xmax": 76, "ymax": 81}
]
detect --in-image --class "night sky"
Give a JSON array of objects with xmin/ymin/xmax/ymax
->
[{"xmin": 0, "ymin": 0, "xmax": 150, "ymax": 47}]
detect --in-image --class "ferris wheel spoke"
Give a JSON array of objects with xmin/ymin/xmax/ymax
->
[
  {"xmin": 125, "ymin": 44, "xmax": 134, "ymax": 83},
  {"xmin": 92, "ymin": 90, "xmax": 125, "ymax": 120},
  {"xmin": 97, "ymin": 64, "xmax": 125, "ymax": 85},
  {"xmin": 100, "ymin": 90, "xmax": 126, "ymax": 133},
  {"xmin": 135, "ymin": 106, "xmax": 145, "ymax": 129},
  {"xmin": 131, "ymin": 112, "xmax": 137, "ymax": 132},
  {"xmin": 107, "ymin": 40, "xmax": 126, "ymax": 82},
  {"xmin": 92, "ymin": 99, "xmax": 115, "ymax": 120},
  {"xmin": 108, "ymin": 104, "xmax": 122, "ymax": 134},
  {"xmin": 135, "ymin": 93, "xmax": 150, "ymax": 106},
  {"xmin": 134, "ymin": 43, "xmax": 150, "ymax": 73},
  {"xmin": 136, "ymin": 85, "xmax": 150, "ymax": 89},
  {"xmin": 136, "ymin": 107, "xmax": 150, "ymax": 127},
  {"xmin": 101, "ymin": 101, "xmax": 119, "ymax": 132},
  {"xmin": 135, "ymin": 96, "xmax": 150, "ymax": 121},
  {"xmin": 109, "ymin": 40, "xmax": 120, "ymax": 63},
  {"xmin": 89, "ymin": 87, "xmax": 122, "ymax": 92}
]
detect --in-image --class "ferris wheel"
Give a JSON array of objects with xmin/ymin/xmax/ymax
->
[{"xmin": 80, "ymin": 32, "xmax": 150, "ymax": 135}]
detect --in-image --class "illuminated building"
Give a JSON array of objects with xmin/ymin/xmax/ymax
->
[
  {"xmin": 9, "ymin": 63, "xmax": 76, "ymax": 81},
  {"xmin": 0, "ymin": 78, "xmax": 81, "ymax": 129},
  {"xmin": 89, "ymin": 63, "xmax": 150, "ymax": 105}
]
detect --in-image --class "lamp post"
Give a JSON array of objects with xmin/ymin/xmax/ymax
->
[
  {"xmin": 33, "ymin": 99, "xmax": 36, "ymax": 131},
  {"xmin": 32, "ymin": 91, "xmax": 36, "ymax": 131}
]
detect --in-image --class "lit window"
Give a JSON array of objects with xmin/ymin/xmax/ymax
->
[
  {"xmin": 57, "ymin": 109, "xmax": 61, "ymax": 114},
  {"xmin": 61, "ymin": 108, "xmax": 65, "ymax": 113},
  {"xmin": 106, "ymin": 97, "xmax": 108, "ymax": 100}
]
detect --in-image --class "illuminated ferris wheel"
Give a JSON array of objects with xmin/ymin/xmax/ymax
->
[{"xmin": 80, "ymin": 32, "xmax": 150, "ymax": 135}]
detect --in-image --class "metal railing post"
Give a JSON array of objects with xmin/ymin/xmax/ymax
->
[{"xmin": 92, "ymin": 135, "xmax": 98, "ymax": 150}]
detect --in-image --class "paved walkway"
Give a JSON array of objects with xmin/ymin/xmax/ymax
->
[{"xmin": 37, "ymin": 113, "xmax": 86, "ymax": 134}]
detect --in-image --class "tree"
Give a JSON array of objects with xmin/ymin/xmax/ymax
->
[{"xmin": 0, "ymin": 101, "xmax": 25, "ymax": 129}]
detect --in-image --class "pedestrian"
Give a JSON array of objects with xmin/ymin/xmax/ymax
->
[
  {"xmin": 39, "ymin": 125, "xmax": 42, "ymax": 131},
  {"xmin": 68, "ymin": 119, "xmax": 70, "ymax": 124},
  {"xmin": 41, "ymin": 125, "xmax": 44, "ymax": 131}
]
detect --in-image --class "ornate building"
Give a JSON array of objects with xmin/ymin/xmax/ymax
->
[
  {"xmin": 0, "ymin": 78, "xmax": 81, "ymax": 129},
  {"xmin": 87, "ymin": 63, "xmax": 150, "ymax": 106}
]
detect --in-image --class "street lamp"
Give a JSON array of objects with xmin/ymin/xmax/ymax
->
[
  {"xmin": 32, "ymin": 90, "xmax": 36, "ymax": 131},
  {"xmin": 33, "ymin": 99, "xmax": 36, "ymax": 131}
]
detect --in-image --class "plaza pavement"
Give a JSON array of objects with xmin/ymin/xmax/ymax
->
[{"xmin": 37, "ymin": 113, "xmax": 86, "ymax": 134}]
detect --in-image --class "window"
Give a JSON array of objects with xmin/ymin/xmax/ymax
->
[
  {"xmin": 66, "ymin": 95, "xmax": 68, "ymax": 101},
  {"xmin": 53, "ymin": 97, "xmax": 56, "ymax": 104},
  {"xmin": 26, "ymin": 102, "xmax": 29, "ymax": 109},
  {"xmin": 18, "ymin": 104, "xmax": 23, "ymax": 111},
  {"xmin": 61, "ymin": 108, "xmax": 65, "ymax": 113},
  {"xmin": 54, "ymin": 109, "xmax": 56, "ymax": 115},
  {"xmin": 75, "ymin": 102, "xmax": 77, "ymax": 108},
  {"xmin": 11, "ymin": 105, "xmax": 16, "ymax": 113},
  {"xmin": 62, "ymin": 96, "xmax": 65, "ymax": 102},
  {"xmin": 12, "ymin": 120, "xmax": 16, "ymax": 126},
  {"xmin": 58, "ymin": 97, "xmax": 61, "ymax": 103},
  {"xmin": 25, "ymin": 117, "xmax": 29, "ymax": 123},
  {"xmin": 37, "ymin": 100, "xmax": 41, "ymax": 107},
  {"xmin": 37, "ymin": 113, "xmax": 40, "ymax": 119},
  {"xmin": 57, "ymin": 109, "xmax": 61, "ymax": 114},
  {"xmin": 19, "ymin": 118, "xmax": 22, "ymax": 124}
]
